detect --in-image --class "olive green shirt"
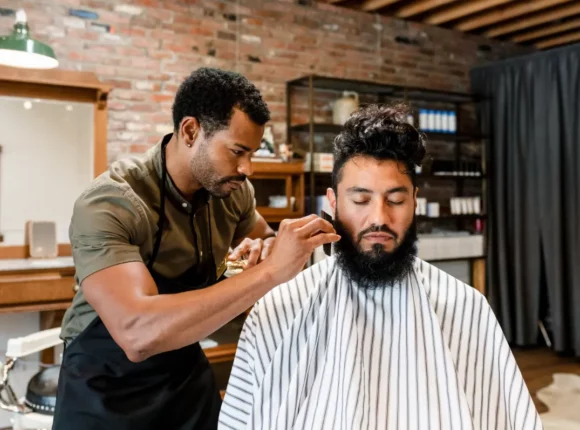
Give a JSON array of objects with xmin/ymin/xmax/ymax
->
[{"xmin": 60, "ymin": 134, "xmax": 259, "ymax": 341}]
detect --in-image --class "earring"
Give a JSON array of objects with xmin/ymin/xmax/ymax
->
[{"xmin": 186, "ymin": 143, "xmax": 192, "ymax": 147}]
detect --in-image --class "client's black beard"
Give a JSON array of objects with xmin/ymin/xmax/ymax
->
[{"xmin": 333, "ymin": 214, "xmax": 418, "ymax": 289}]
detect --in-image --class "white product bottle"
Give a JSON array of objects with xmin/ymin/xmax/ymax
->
[
  {"xmin": 427, "ymin": 110, "xmax": 435, "ymax": 131},
  {"xmin": 419, "ymin": 109, "xmax": 427, "ymax": 130},
  {"xmin": 441, "ymin": 110, "xmax": 449, "ymax": 133},
  {"xmin": 474, "ymin": 197, "xmax": 481, "ymax": 214},
  {"xmin": 434, "ymin": 110, "xmax": 442, "ymax": 132},
  {"xmin": 449, "ymin": 111, "xmax": 457, "ymax": 134},
  {"xmin": 407, "ymin": 113, "xmax": 414, "ymax": 126}
]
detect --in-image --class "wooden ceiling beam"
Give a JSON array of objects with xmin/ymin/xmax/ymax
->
[
  {"xmin": 425, "ymin": 0, "xmax": 514, "ymax": 25},
  {"xmin": 512, "ymin": 17, "xmax": 580, "ymax": 43},
  {"xmin": 535, "ymin": 30, "xmax": 580, "ymax": 49},
  {"xmin": 486, "ymin": 3, "xmax": 580, "ymax": 37},
  {"xmin": 395, "ymin": 0, "xmax": 458, "ymax": 19},
  {"xmin": 360, "ymin": 0, "xmax": 403, "ymax": 12},
  {"xmin": 456, "ymin": 0, "xmax": 572, "ymax": 32}
]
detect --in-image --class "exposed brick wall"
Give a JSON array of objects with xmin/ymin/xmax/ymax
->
[{"xmin": 0, "ymin": 0, "xmax": 531, "ymax": 165}]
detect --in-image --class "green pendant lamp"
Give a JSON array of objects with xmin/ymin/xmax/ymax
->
[{"xmin": 0, "ymin": 9, "xmax": 58, "ymax": 69}]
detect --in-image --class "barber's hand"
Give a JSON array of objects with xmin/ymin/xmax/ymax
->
[
  {"xmin": 228, "ymin": 236, "xmax": 276, "ymax": 269},
  {"xmin": 262, "ymin": 214, "xmax": 340, "ymax": 285}
]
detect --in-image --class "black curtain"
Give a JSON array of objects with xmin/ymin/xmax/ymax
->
[{"xmin": 470, "ymin": 44, "xmax": 580, "ymax": 356}]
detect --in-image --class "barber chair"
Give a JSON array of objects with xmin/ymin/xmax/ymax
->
[{"xmin": 0, "ymin": 328, "xmax": 61, "ymax": 430}]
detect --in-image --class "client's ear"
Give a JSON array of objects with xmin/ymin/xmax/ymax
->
[{"xmin": 326, "ymin": 188, "xmax": 337, "ymax": 218}]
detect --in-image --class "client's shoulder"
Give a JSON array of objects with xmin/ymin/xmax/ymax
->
[
  {"xmin": 250, "ymin": 256, "xmax": 338, "ymax": 322},
  {"xmin": 415, "ymin": 258, "xmax": 487, "ymax": 309}
]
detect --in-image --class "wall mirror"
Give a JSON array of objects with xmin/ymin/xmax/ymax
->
[
  {"xmin": 0, "ymin": 65, "xmax": 110, "ymax": 258},
  {"xmin": 0, "ymin": 96, "xmax": 94, "ymax": 245}
]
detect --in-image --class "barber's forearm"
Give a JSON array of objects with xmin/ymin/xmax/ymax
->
[{"xmin": 129, "ymin": 263, "xmax": 277, "ymax": 361}]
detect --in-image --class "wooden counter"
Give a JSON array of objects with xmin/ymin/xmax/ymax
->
[{"xmin": 0, "ymin": 257, "xmax": 76, "ymax": 314}]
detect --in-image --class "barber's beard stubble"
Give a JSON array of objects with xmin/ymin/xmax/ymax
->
[
  {"xmin": 190, "ymin": 142, "xmax": 246, "ymax": 198},
  {"xmin": 333, "ymin": 210, "xmax": 418, "ymax": 289}
]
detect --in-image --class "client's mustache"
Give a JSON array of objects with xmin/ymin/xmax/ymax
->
[
  {"xmin": 218, "ymin": 175, "xmax": 247, "ymax": 184},
  {"xmin": 357, "ymin": 224, "xmax": 398, "ymax": 242}
]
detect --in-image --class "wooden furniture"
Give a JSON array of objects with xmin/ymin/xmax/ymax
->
[
  {"xmin": 0, "ymin": 66, "xmax": 111, "ymax": 363},
  {"xmin": 0, "ymin": 257, "xmax": 76, "ymax": 363},
  {"xmin": 0, "ymin": 258, "xmax": 76, "ymax": 314},
  {"xmin": 0, "ymin": 66, "xmax": 111, "ymax": 254},
  {"xmin": 251, "ymin": 160, "xmax": 305, "ymax": 224}
]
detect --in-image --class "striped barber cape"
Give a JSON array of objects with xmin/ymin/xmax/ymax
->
[{"xmin": 219, "ymin": 257, "xmax": 541, "ymax": 430}]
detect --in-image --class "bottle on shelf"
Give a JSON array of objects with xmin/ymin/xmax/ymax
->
[
  {"xmin": 434, "ymin": 110, "xmax": 442, "ymax": 132},
  {"xmin": 449, "ymin": 110, "xmax": 457, "ymax": 134},
  {"xmin": 427, "ymin": 110, "xmax": 435, "ymax": 131},
  {"xmin": 441, "ymin": 110, "xmax": 449, "ymax": 133},
  {"xmin": 419, "ymin": 109, "xmax": 428, "ymax": 130}
]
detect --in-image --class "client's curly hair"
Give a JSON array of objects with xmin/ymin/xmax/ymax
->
[{"xmin": 331, "ymin": 103, "xmax": 427, "ymax": 192}]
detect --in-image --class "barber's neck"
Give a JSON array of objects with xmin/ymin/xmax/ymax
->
[{"xmin": 165, "ymin": 134, "xmax": 202, "ymax": 201}]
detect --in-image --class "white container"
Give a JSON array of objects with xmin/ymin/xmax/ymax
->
[
  {"xmin": 461, "ymin": 198, "xmax": 469, "ymax": 214},
  {"xmin": 304, "ymin": 152, "xmax": 334, "ymax": 172},
  {"xmin": 474, "ymin": 197, "xmax": 481, "ymax": 214},
  {"xmin": 419, "ymin": 109, "xmax": 427, "ymax": 130},
  {"xmin": 441, "ymin": 111, "xmax": 449, "ymax": 133},
  {"xmin": 417, "ymin": 234, "xmax": 485, "ymax": 261},
  {"xmin": 427, "ymin": 110, "xmax": 435, "ymax": 131},
  {"xmin": 269, "ymin": 195, "xmax": 295, "ymax": 209},
  {"xmin": 467, "ymin": 198, "xmax": 474, "ymax": 214},
  {"xmin": 416, "ymin": 198, "xmax": 427, "ymax": 216},
  {"xmin": 434, "ymin": 111, "xmax": 442, "ymax": 132},
  {"xmin": 333, "ymin": 91, "xmax": 359, "ymax": 125},
  {"xmin": 407, "ymin": 114, "xmax": 414, "ymax": 126},
  {"xmin": 457, "ymin": 198, "xmax": 463, "ymax": 214},
  {"xmin": 427, "ymin": 202, "xmax": 440, "ymax": 218},
  {"xmin": 449, "ymin": 111, "xmax": 457, "ymax": 134}
]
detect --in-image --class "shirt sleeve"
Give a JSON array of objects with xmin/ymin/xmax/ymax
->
[
  {"xmin": 232, "ymin": 179, "xmax": 260, "ymax": 241},
  {"xmin": 69, "ymin": 182, "xmax": 146, "ymax": 285},
  {"xmin": 219, "ymin": 310, "xmax": 259, "ymax": 429}
]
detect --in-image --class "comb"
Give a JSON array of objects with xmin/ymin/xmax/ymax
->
[{"xmin": 321, "ymin": 210, "xmax": 334, "ymax": 256}]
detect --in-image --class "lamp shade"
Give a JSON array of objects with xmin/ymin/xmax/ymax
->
[{"xmin": 0, "ymin": 10, "xmax": 58, "ymax": 69}]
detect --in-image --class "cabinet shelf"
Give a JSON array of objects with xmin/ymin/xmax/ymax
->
[
  {"xmin": 258, "ymin": 207, "xmax": 304, "ymax": 223},
  {"xmin": 252, "ymin": 160, "xmax": 304, "ymax": 174},
  {"xmin": 418, "ymin": 173, "xmax": 486, "ymax": 179},
  {"xmin": 287, "ymin": 75, "xmax": 484, "ymax": 104},
  {"xmin": 299, "ymin": 165, "xmax": 486, "ymax": 179},
  {"xmin": 250, "ymin": 161, "xmax": 305, "ymax": 225},
  {"xmin": 291, "ymin": 123, "xmax": 486, "ymax": 142},
  {"xmin": 417, "ymin": 214, "xmax": 487, "ymax": 221}
]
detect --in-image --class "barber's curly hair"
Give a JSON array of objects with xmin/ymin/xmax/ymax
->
[
  {"xmin": 331, "ymin": 103, "xmax": 427, "ymax": 191},
  {"xmin": 172, "ymin": 67, "xmax": 271, "ymax": 137}
]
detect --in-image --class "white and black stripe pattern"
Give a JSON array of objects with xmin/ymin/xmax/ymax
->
[{"xmin": 219, "ymin": 257, "xmax": 542, "ymax": 430}]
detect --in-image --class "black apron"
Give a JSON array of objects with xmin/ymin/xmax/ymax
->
[{"xmin": 53, "ymin": 141, "xmax": 222, "ymax": 430}]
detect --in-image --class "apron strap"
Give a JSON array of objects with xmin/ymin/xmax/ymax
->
[{"xmin": 147, "ymin": 138, "xmax": 216, "ymax": 280}]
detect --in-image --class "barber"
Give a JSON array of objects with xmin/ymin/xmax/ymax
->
[{"xmin": 52, "ymin": 67, "xmax": 339, "ymax": 430}]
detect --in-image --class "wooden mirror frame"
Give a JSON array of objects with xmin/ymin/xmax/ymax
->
[{"xmin": 0, "ymin": 65, "xmax": 111, "ymax": 259}]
